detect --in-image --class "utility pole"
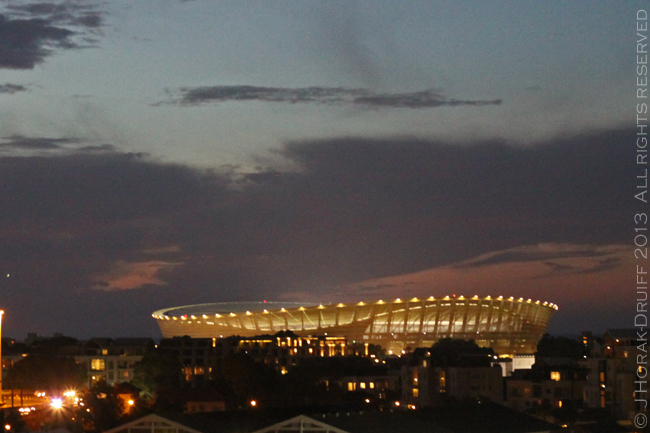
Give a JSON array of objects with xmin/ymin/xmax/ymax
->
[{"xmin": 0, "ymin": 310, "xmax": 4, "ymax": 399}]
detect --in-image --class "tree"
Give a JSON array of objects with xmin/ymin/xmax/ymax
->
[
  {"xmin": 536, "ymin": 334, "xmax": 587, "ymax": 359},
  {"xmin": 278, "ymin": 355, "xmax": 389, "ymax": 407},
  {"xmin": 74, "ymin": 381, "xmax": 124, "ymax": 432},
  {"xmin": 131, "ymin": 350, "xmax": 182, "ymax": 400},
  {"xmin": 218, "ymin": 353, "xmax": 280, "ymax": 407},
  {"xmin": 5, "ymin": 353, "xmax": 86, "ymax": 392},
  {"xmin": 1, "ymin": 409, "xmax": 28, "ymax": 433},
  {"xmin": 429, "ymin": 338, "xmax": 495, "ymax": 367}
]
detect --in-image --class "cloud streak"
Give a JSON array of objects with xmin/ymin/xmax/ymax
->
[
  {"xmin": 0, "ymin": 135, "xmax": 82, "ymax": 150},
  {"xmin": 0, "ymin": 83, "xmax": 28, "ymax": 94},
  {"xmin": 5, "ymin": 2, "xmax": 104, "ymax": 28},
  {"xmin": 162, "ymin": 85, "xmax": 502, "ymax": 109},
  {"xmin": 450, "ymin": 244, "xmax": 623, "ymax": 270},
  {"xmin": 0, "ymin": 136, "xmax": 120, "ymax": 155}
]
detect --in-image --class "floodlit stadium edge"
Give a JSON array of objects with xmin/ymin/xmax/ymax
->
[{"xmin": 152, "ymin": 295, "xmax": 558, "ymax": 355}]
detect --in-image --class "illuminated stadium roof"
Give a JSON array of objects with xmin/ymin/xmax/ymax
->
[
  {"xmin": 152, "ymin": 296, "xmax": 557, "ymax": 355},
  {"xmin": 160, "ymin": 302, "xmax": 310, "ymax": 317}
]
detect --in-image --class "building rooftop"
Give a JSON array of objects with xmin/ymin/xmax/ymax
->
[
  {"xmin": 603, "ymin": 329, "xmax": 638, "ymax": 340},
  {"xmin": 138, "ymin": 402, "xmax": 561, "ymax": 433}
]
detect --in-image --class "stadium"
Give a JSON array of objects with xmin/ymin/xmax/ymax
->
[{"xmin": 152, "ymin": 296, "xmax": 557, "ymax": 355}]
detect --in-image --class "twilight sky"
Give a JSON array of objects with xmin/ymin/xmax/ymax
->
[{"xmin": 0, "ymin": 0, "xmax": 641, "ymax": 340}]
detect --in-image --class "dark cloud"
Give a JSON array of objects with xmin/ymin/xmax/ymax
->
[
  {"xmin": 0, "ymin": 151, "xmax": 226, "ymax": 229},
  {"xmin": 576, "ymin": 257, "xmax": 622, "ymax": 274},
  {"xmin": 0, "ymin": 151, "xmax": 231, "ymax": 326},
  {"xmin": 162, "ymin": 85, "xmax": 502, "ymax": 109},
  {"xmin": 0, "ymin": 136, "xmax": 120, "ymax": 153},
  {"xmin": 451, "ymin": 246, "xmax": 616, "ymax": 269},
  {"xmin": 0, "ymin": 128, "xmax": 632, "ymax": 338},
  {"xmin": 536, "ymin": 256, "xmax": 622, "ymax": 278},
  {"xmin": 76, "ymin": 143, "xmax": 119, "ymax": 152},
  {"xmin": 74, "ymin": 13, "xmax": 101, "ymax": 28},
  {"xmin": 0, "ymin": 135, "xmax": 82, "ymax": 150},
  {"xmin": 0, "ymin": 2, "xmax": 105, "ymax": 69},
  {"xmin": 0, "ymin": 83, "xmax": 28, "ymax": 94},
  {"xmin": 0, "ymin": 13, "xmax": 74, "ymax": 69},
  {"xmin": 352, "ymin": 90, "xmax": 502, "ymax": 108},
  {"xmin": 541, "ymin": 261, "xmax": 575, "ymax": 273}
]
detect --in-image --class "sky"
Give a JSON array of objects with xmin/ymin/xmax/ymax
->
[{"xmin": 0, "ymin": 0, "xmax": 641, "ymax": 340}]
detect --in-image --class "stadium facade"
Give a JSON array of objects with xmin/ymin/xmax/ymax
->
[{"xmin": 152, "ymin": 296, "xmax": 557, "ymax": 355}]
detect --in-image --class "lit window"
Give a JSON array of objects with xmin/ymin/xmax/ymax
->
[
  {"xmin": 348, "ymin": 382, "xmax": 355, "ymax": 391},
  {"xmin": 369, "ymin": 382, "xmax": 375, "ymax": 389},
  {"xmin": 550, "ymin": 371, "xmax": 561, "ymax": 381},
  {"xmin": 360, "ymin": 382, "xmax": 366, "ymax": 389},
  {"xmin": 412, "ymin": 388, "xmax": 419, "ymax": 397},
  {"xmin": 101, "ymin": 349, "xmax": 108, "ymax": 355},
  {"xmin": 90, "ymin": 359, "xmax": 105, "ymax": 371}
]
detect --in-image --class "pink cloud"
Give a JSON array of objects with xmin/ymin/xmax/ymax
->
[{"xmin": 92, "ymin": 260, "xmax": 183, "ymax": 291}]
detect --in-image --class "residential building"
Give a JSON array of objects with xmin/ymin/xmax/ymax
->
[
  {"xmin": 505, "ymin": 358, "xmax": 587, "ymax": 412},
  {"xmin": 159, "ymin": 333, "xmax": 348, "ymax": 386},
  {"xmin": 580, "ymin": 329, "xmax": 642, "ymax": 421},
  {"xmin": 337, "ymin": 374, "xmax": 399, "ymax": 401},
  {"xmin": 401, "ymin": 348, "xmax": 503, "ymax": 406},
  {"xmin": 69, "ymin": 338, "xmax": 155, "ymax": 387}
]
